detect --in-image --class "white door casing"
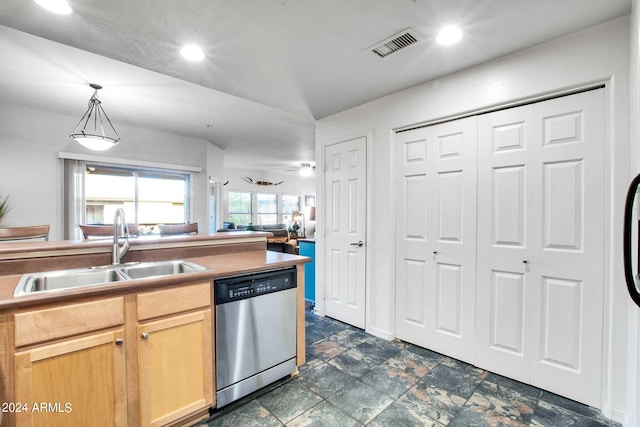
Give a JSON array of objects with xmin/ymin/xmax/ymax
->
[
  {"xmin": 395, "ymin": 117, "xmax": 477, "ymax": 363},
  {"xmin": 476, "ymin": 89, "xmax": 605, "ymax": 407},
  {"xmin": 324, "ymin": 137, "xmax": 367, "ymax": 329}
]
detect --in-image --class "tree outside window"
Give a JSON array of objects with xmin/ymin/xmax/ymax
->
[
  {"xmin": 257, "ymin": 193, "xmax": 277, "ymax": 225},
  {"xmin": 228, "ymin": 191, "xmax": 252, "ymax": 227}
]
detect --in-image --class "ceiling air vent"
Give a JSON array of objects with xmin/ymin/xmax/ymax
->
[{"xmin": 369, "ymin": 28, "xmax": 421, "ymax": 58}]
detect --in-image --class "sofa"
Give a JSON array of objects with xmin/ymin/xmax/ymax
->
[
  {"xmin": 249, "ymin": 223, "xmax": 289, "ymax": 238},
  {"xmin": 216, "ymin": 222, "xmax": 290, "ymax": 239}
]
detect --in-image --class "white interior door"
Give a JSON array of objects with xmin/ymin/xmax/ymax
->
[
  {"xmin": 324, "ymin": 137, "xmax": 367, "ymax": 329},
  {"xmin": 476, "ymin": 89, "xmax": 605, "ymax": 407},
  {"xmin": 395, "ymin": 117, "xmax": 477, "ymax": 363}
]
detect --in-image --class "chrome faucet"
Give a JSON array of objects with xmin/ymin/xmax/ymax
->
[{"xmin": 112, "ymin": 208, "xmax": 130, "ymax": 265}]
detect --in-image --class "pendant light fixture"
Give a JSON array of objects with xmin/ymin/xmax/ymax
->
[{"xmin": 70, "ymin": 83, "xmax": 121, "ymax": 151}]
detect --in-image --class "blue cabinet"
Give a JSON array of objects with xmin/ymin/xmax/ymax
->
[{"xmin": 299, "ymin": 239, "xmax": 315, "ymax": 304}]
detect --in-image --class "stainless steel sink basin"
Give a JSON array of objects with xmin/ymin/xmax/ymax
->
[
  {"xmin": 15, "ymin": 266, "xmax": 127, "ymax": 296},
  {"xmin": 119, "ymin": 260, "xmax": 207, "ymax": 279},
  {"xmin": 13, "ymin": 260, "xmax": 208, "ymax": 297}
]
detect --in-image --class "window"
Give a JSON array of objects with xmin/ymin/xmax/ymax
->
[
  {"xmin": 226, "ymin": 192, "xmax": 306, "ymax": 227},
  {"xmin": 228, "ymin": 191, "xmax": 252, "ymax": 227},
  {"xmin": 257, "ymin": 193, "xmax": 277, "ymax": 225},
  {"xmin": 282, "ymin": 194, "xmax": 300, "ymax": 224},
  {"xmin": 84, "ymin": 165, "xmax": 189, "ymax": 235}
]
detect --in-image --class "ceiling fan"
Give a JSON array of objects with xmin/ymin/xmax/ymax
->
[{"xmin": 285, "ymin": 162, "xmax": 315, "ymax": 177}]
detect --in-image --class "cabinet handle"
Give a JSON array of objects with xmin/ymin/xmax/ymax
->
[
  {"xmin": 115, "ymin": 339, "xmax": 124, "ymax": 346},
  {"xmin": 141, "ymin": 332, "xmax": 149, "ymax": 340},
  {"xmin": 433, "ymin": 250, "xmax": 438, "ymax": 255},
  {"xmin": 350, "ymin": 241, "xmax": 364, "ymax": 247},
  {"xmin": 523, "ymin": 260, "xmax": 528, "ymax": 264}
]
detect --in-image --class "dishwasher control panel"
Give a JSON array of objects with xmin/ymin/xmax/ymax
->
[{"xmin": 214, "ymin": 268, "xmax": 297, "ymax": 304}]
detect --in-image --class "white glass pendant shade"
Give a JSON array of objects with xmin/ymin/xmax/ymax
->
[
  {"xmin": 70, "ymin": 84, "xmax": 120, "ymax": 150},
  {"xmin": 73, "ymin": 136, "xmax": 117, "ymax": 151}
]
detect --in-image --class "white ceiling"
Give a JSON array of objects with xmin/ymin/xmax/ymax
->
[{"xmin": 0, "ymin": 0, "xmax": 632, "ymax": 172}]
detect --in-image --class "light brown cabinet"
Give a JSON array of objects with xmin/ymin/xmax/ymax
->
[
  {"xmin": 135, "ymin": 283, "xmax": 214, "ymax": 427},
  {"xmin": 14, "ymin": 329, "xmax": 127, "ymax": 427},
  {"xmin": 13, "ymin": 298, "xmax": 127, "ymax": 427},
  {"xmin": 9, "ymin": 282, "xmax": 214, "ymax": 427}
]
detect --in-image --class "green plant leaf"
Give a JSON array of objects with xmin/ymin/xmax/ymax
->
[{"xmin": 0, "ymin": 195, "xmax": 10, "ymax": 224}]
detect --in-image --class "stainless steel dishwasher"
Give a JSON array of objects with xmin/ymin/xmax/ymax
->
[{"xmin": 215, "ymin": 267, "xmax": 297, "ymax": 407}]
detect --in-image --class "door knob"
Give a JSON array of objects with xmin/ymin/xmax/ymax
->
[
  {"xmin": 141, "ymin": 332, "xmax": 149, "ymax": 340},
  {"xmin": 115, "ymin": 339, "xmax": 124, "ymax": 346},
  {"xmin": 350, "ymin": 241, "xmax": 364, "ymax": 247}
]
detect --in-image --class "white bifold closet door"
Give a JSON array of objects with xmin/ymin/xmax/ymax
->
[
  {"xmin": 395, "ymin": 117, "xmax": 477, "ymax": 364},
  {"xmin": 475, "ymin": 89, "xmax": 605, "ymax": 408}
]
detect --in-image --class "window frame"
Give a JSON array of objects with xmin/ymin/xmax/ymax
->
[
  {"xmin": 281, "ymin": 194, "xmax": 301, "ymax": 224},
  {"xmin": 256, "ymin": 193, "xmax": 278, "ymax": 225},
  {"xmin": 81, "ymin": 163, "xmax": 192, "ymax": 235},
  {"xmin": 227, "ymin": 191, "xmax": 253, "ymax": 228},
  {"xmin": 225, "ymin": 190, "xmax": 304, "ymax": 227}
]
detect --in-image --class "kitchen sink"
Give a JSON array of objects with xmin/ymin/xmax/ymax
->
[
  {"xmin": 119, "ymin": 260, "xmax": 207, "ymax": 279},
  {"xmin": 13, "ymin": 260, "xmax": 208, "ymax": 297},
  {"xmin": 15, "ymin": 266, "xmax": 127, "ymax": 296}
]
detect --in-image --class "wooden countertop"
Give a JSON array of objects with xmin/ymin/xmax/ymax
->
[{"xmin": 0, "ymin": 250, "xmax": 309, "ymax": 310}]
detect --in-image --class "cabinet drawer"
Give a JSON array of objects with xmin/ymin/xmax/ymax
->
[
  {"xmin": 137, "ymin": 282, "xmax": 211, "ymax": 321},
  {"xmin": 15, "ymin": 297, "xmax": 125, "ymax": 347}
]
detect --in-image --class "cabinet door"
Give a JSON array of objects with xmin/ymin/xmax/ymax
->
[
  {"xmin": 137, "ymin": 310, "xmax": 213, "ymax": 427},
  {"xmin": 14, "ymin": 329, "xmax": 127, "ymax": 427}
]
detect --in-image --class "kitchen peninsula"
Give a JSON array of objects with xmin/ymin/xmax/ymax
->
[{"xmin": 0, "ymin": 232, "xmax": 309, "ymax": 427}]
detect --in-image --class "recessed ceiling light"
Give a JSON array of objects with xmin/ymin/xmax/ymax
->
[
  {"xmin": 180, "ymin": 45, "xmax": 205, "ymax": 61},
  {"xmin": 34, "ymin": 0, "xmax": 72, "ymax": 15},
  {"xmin": 436, "ymin": 26, "xmax": 463, "ymax": 46}
]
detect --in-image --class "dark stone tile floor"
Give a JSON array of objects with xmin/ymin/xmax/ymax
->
[{"xmin": 199, "ymin": 308, "xmax": 621, "ymax": 427}]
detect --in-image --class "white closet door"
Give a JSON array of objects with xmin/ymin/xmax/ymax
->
[
  {"xmin": 529, "ymin": 90, "xmax": 605, "ymax": 407},
  {"xmin": 395, "ymin": 117, "xmax": 477, "ymax": 363},
  {"xmin": 395, "ymin": 127, "xmax": 431, "ymax": 347},
  {"xmin": 476, "ymin": 105, "xmax": 535, "ymax": 383},
  {"xmin": 476, "ymin": 89, "xmax": 605, "ymax": 407},
  {"xmin": 429, "ymin": 119, "xmax": 477, "ymax": 362}
]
